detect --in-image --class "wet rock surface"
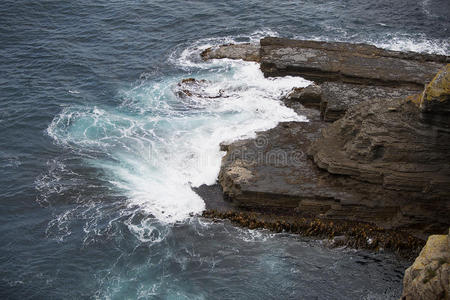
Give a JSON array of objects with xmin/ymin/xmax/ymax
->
[
  {"xmin": 216, "ymin": 112, "xmax": 449, "ymax": 238},
  {"xmin": 174, "ymin": 78, "xmax": 227, "ymax": 100},
  {"xmin": 201, "ymin": 209, "xmax": 425, "ymax": 259}
]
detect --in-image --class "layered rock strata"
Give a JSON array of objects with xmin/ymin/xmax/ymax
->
[
  {"xmin": 202, "ymin": 38, "xmax": 447, "ymax": 121},
  {"xmin": 259, "ymin": 37, "xmax": 447, "ymax": 86},
  {"xmin": 199, "ymin": 38, "xmax": 450, "ymax": 239},
  {"xmin": 218, "ymin": 65, "xmax": 450, "ymax": 237}
]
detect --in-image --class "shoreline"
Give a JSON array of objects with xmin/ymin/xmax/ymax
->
[
  {"xmin": 195, "ymin": 183, "xmax": 424, "ymax": 260},
  {"xmin": 192, "ymin": 36, "xmax": 450, "ymax": 298},
  {"xmin": 189, "ymin": 38, "xmax": 450, "ymax": 286}
]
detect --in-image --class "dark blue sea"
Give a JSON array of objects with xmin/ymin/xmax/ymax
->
[{"xmin": 1, "ymin": 0, "xmax": 449, "ymax": 299}]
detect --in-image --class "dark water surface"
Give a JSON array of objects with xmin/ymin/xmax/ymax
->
[{"xmin": 1, "ymin": 0, "xmax": 449, "ymax": 299}]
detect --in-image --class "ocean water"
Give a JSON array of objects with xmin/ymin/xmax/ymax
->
[{"xmin": 0, "ymin": 0, "xmax": 448, "ymax": 299}]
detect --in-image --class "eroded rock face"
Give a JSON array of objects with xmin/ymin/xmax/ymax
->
[
  {"xmin": 218, "ymin": 118, "xmax": 449, "ymax": 236},
  {"xmin": 309, "ymin": 65, "xmax": 450, "ymax": 195},
  {"xmin": 200, "ymin": 43, "xmax": 260, "ymax": 62},
  {"xmin": 308, "ymin": 97, "xmax": 450, "ymax": 194},
  {"xmin": 218, "ymin": 65, "xmax": 450, "ymax": 237},
  {"xmin": 402, "ymin": 231, "xmax": 449, "ymax": 300},
  {"xmin": 201, "ymin": 38, "xmax": 448, "ymax": 122},
  {"xmin": 198, "ymin": 39, "xmax": 450, "ymax": 238}
]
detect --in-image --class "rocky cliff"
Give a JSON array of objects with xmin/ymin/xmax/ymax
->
[
  {"xmin": 196, "ymin": 38, "xmax": 450, "ymax": 252},
  {"xmin": 199, "ymin": 38, "xmax": 450, "ymax": 239},
  {"xmin": 196, "ymin": 37, "xmax": 450, "ymax": 294},
  {"xmin": 203, "ymin": 37, "xmax": 448, "ymax": 122}
]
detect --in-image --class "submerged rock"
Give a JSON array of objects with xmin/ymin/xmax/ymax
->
[
  {"xmin": 174, "ymin": 77, "xmax": 227, "ymax": 100},
  {"xmin": 402, "ymin": 230, "xmax": 449, "ymax": 300},
  {"xmin": 201, "ymin": 208, "xmax": 424, "ymax": 258}
]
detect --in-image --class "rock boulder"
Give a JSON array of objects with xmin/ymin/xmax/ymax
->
[{"xmin": 402, "ymin": 230, "xmax": 449, "ymax": 300}]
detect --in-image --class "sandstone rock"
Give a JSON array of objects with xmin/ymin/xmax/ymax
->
[
  {"xmin": 308, "ymin": 65, "xmax": 450, "ymax": 196},
  {"xmin": 421, "ymin": 64, "xmax": 450, "ymax": 106},
  {"xmin": 260, "ymin": 37, "xmax": 446, "ymax": 88},
  {"xmin": 201, "ymin": 39, "xmax": 450, "ymax": 239},
  {"xmin": 309, "ymin": 96, "xmax": 450, "ymax": 193},
  {"xmin": 419, "ymin": 64, "xmax": 450, "ymax": 127},
  {"xmin": 402, "ymin": 231, "xmax": 449, "ymax": 300},
  {"xmin": 217, "ymin": 119, "xmax": 449, "ymax": 236},
  {"xmin": 200, "ymin": 43, "xmax": 260, "ymax": 62},
  {"xmin": 202, "ymin": 38, "xmax": 448, "ymax": 123}
]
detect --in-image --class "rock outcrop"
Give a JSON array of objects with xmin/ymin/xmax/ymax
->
[
  {"xmin": 259, "ymin": 37, "xmax": 447, "ymax": 87},
  {"xmin": 309, "ymin": 65, "xmax": 450, "ymax": 194},
  {"xmin": 282, "ymin": 84, "xmax": 322, "ymax": 108},
  {"xmin": 202, "ymin": 38, "xmax": 450, "ymax": 238},
  {"xmin": 401, "ymin": 230, "xmax": 449, "ymax": 300},
  {"xmin": 200, "ymin": 43, "xmax": 260, "ymax": 62},
  {"xmin": 202, "ymin": 38, "xmax": 446, "ymax": 121},
  {"xmin": 218, "ymin": 65, "xmax": 450, "ymax": 237}
]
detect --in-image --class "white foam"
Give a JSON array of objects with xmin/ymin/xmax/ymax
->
[
  {"xmin": 294, "ymin": 30, "xmax": 449, "ymax": 56},
  {"xmin": 47, "ymin": 37, "xmax": 310, "ymax": 224},
  {"xmin": 169, "ymin": 28, "xmax": 279, "ymax": 70},
  {"xmin": 375, "ymin": 35, "xmax": 450, "ymax": 56}
]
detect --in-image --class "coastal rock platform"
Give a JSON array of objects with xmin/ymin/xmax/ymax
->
[{"xmin": 196, "ymin": 38, "xmax": 450, "ymax": 252}]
